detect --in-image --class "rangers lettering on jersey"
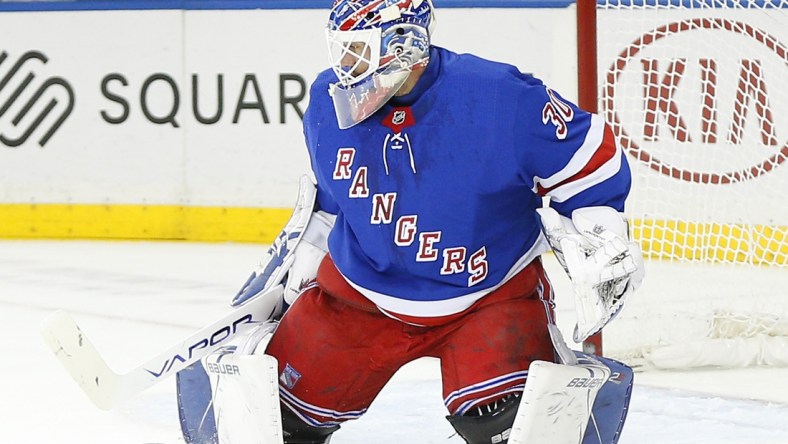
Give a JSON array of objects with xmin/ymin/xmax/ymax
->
[
  {"xmin": 333, "ymin": 155, "xmax": 489, "ymax": 287},
  {"xmin": 304, "ymin": 46, "xmax": 629, "ymax": 318},
  {"xmin": 349, "ymin": 167, "xmax": 369, "ymax": 197},
  {"xmin": 334, "ymin": 148, "xmax": 355, "ymax": 180},
  {"xmin": 395, "ymin": 215, "xmax": 418, "ymax": 246},
  {"xmin": 371, "ymin": 193, "xmax": 397, "ymax": 224}
]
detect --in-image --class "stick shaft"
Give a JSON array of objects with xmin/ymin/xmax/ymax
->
[{"xmin": 40, "ymin": 285, "xmax": 283, "ymax": 410}]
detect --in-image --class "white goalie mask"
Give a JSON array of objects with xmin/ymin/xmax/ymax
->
[{"xmin": 325, "ymin": 0, "xmax": 436, "ymax": 129}]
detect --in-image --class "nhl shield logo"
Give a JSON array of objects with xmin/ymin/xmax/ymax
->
[
  {"xmin": 382, "ymin": 106, "xmax": 415, "ymax": 133},
  {"xmin": 392, "ymin": 110, "xmax": 407, "ymax": 125}
]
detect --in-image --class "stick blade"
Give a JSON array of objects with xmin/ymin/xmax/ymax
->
[{"xmin": 40, "ymin": 310, "xmax": 121, "ymax": 410}]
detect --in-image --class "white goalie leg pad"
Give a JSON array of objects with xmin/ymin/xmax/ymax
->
[
  {"xmin": 508, "ymin": 359, "xmax": 610, "ymax": 444},
  {"xmin": 205, "ymin": 323, "xmax": 283, "ymax": 444}
]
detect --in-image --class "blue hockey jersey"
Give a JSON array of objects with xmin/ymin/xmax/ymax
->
[{"xmin": 303, "ymin": 46, "xmax": 631, "ymax": 319}]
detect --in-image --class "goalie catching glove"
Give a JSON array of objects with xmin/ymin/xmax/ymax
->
[{"xmin": 537, "ymin": 206, "xmax": 644, "ymax": 342}]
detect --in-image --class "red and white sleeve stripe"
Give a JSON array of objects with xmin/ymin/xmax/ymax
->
[{"xmin": 531, "ymin": 114, "xmax": 622, "ymax": 203}]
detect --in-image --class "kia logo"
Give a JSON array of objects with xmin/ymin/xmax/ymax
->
[{"xmin": 604, "ymin": 18, "xmax": 788, "ymax": 184}]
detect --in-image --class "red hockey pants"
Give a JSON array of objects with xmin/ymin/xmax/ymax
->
[{"xmin": 265, "ymin": 255, "xmax": 556, "ymax": 426}]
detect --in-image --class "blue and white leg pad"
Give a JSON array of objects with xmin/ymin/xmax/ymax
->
[
  {"xmin": 508, "ymin": 351, "xmax": 633, "ymax": 444},
  {"xmin": 177, "ymin": 361, "xmax": 218, "ymax": 444},
  {"xmin": 177, "ymin": 323, "xmax": 281, "ymax": 444},
  {"xmin": 582, "ymin": 353, "xmax": 633, "ymax": 444}
]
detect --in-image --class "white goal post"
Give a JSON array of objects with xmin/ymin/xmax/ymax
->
[{"xmin": 577, "ymin": 0, "xmax": 788, "ymax": 368}]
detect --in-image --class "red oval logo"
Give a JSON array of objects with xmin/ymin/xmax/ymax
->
[{"xmin": 604, "ymin": 18, "xmax": 788, "ymax": 184}]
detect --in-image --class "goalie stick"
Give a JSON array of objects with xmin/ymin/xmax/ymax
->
[
  {"xmin": 40, "ymin": 284, "xmax": 283, "ymax": 410},
  {"xmin": 41, "ymin": 176, "xmax": 317, "ymax": 411}
]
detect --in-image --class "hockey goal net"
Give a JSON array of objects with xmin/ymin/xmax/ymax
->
[{"xmin": 578, "ymin": 0, "xmax": 788, "ymax": 368}]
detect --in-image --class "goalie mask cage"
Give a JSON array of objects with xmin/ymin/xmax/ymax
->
[{"xmin": 577, "ymin": 0, "xmax": 788, "ymax": 368}]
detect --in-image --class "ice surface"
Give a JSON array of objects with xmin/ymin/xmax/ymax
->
[{"xmin": 2, "ymin": 240, "xmax": 787, "ymax": 444}]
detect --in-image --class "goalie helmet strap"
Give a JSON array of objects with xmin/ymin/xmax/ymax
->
[
  {"xmin": 282, "ymin": 405, "xmax": 339, "ymax": 444},
  {"xmin": 446, "ymin": 393, "xmax": 520, "ymax": 444}
]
